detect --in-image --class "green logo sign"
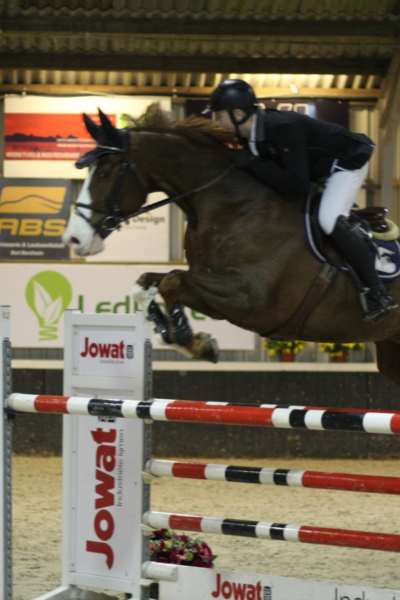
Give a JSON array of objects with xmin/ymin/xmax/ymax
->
[{"xmin": 26, "ymin": 271, "xmax": 73, "ymax": 341}]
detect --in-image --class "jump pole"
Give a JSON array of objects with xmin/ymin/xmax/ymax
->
[
  {"xmin": 145, "ymin": 458, "xmax": 400, "ymax": 495},
  {"xmin": 143, "ymin": 510, "xmax": 400, "ymax": 553},
  {"xmin": 7, "ymin": 395, "xmax": 400, "ymax": 435}
]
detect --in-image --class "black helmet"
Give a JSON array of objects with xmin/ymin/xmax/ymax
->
[{"xmin": 207, "ymin": 79, "xmax": 257, "ymax": 113}]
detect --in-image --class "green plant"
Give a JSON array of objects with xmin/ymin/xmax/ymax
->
[
  {"xmin": 319, "ymin": 342, "xmax": 365, "ymax": 357},
  {"xmin": 264, "ymin": 339, "xmax": 307, "ymax": 357}
]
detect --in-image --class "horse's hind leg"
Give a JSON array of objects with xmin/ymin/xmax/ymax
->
[{"xmin": 375, "ymin": 340, "xmax": 400, "ymax": 387}]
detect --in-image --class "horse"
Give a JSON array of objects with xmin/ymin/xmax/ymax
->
[{"xmin": 62, "ymin": 104, "xmax": 400, "ymax": 387}]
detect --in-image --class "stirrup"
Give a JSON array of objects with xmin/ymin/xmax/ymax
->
[
  {"xmin": 364, "ymin": 305, "xmax": 391, "ymax": 324},
  {"xmin": 363, "ymin": 290, "xmax": 399, "ymax": 324}
]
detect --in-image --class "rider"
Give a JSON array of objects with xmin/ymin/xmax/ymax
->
[{"xmin": 206, "ymin": 78, "xmax": 398, "ymax": 324}]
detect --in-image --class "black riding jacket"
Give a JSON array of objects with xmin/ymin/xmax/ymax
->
[{"xmin": 240, "ymin": 107, "xmax": 374, "ymax": 198}]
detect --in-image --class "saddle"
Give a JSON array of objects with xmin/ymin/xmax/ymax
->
[
  {"xmin": 308, "ymin": 194, "xmax": 399, "ymax": 270},
  {"xmin": 350, "ymin": 206, "xmax": 391, "ymax": 233}
]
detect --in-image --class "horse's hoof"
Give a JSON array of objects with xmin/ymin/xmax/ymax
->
[{"xmin": 200, "ymin": 336, "xmax": 219, "ymax": 364}]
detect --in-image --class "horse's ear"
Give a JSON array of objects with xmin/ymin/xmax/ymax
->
[
  {"xmin": 83, "ymin": 113, "xmax": 101, "ymax": 140},
  {"xmin": 98, "ymin": 109, "xmax": 119, "ymax": 140}
]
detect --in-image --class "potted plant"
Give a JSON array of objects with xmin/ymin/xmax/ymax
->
[
  {"xmin": 264, "ymin": 339, "xmax": 307, "ymax": 362},
  {"xmin": 319, "ymin": 342, "xmax": 365, "ymax": 362}
]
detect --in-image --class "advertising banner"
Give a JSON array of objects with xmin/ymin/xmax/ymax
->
[
  {"xmin": 0, "ymin": 178, "xmax": 71, "ymax": 259},
  {"xmin": 159, "ymin": 565, "xmax": 399, "ymax": 600},
  {"xmin": 186, "ymin": 98, "xmax": 349, "ymax": 127},
  {"xmin": 261, "ymin": 98, "xmax": 349, "ymax": 127},
  {"xmin": 73, "ymin": 416, "xmax": 141, "ymax": 585},
  {"xmin": 4, "ymin": 95, "xmax": 171, "ymax": 179},
  {"xmin": 0, "ymin": 263, "xmax": 255, "ymax": 350},
  {"xmin": 85, "ymin": 192, "xmax": 170, "ymax": 263},
  {"xmin": 74, "ymin": 327, "xmax": 136, "ymax": 378},
  {"xmin": 4, "ymin": 113, "xmax": 116, "ymax": 162},
  {"xmin": 62, "ymin": 312, "xmax": 148, "ymax": 596}
]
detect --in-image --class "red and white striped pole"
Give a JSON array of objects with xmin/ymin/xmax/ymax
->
[
  {"xmin": 143, "ymin": 511, "xmax": 400, "ymax": 553},
  {"xmin": 6, "ymin": 394, "xmax": 400, "ymax": 435},
  {"xmin": 146, "ymin": 459, "xmax": 400, "ymax": 495}
]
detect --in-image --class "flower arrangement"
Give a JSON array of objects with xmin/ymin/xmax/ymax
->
[
  {"xmin": 319, "ymin": 342, "xmax": 365, "ymax": 357},
  {"xmin": 150, "ymin": 529, "xmax": 215, "ymax": 568},
  {"xmin": 264, "ymin": 339, "xmax": 307, "ymax": 357}
]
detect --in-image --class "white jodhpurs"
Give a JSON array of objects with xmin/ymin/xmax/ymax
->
[{"xmin": 318, "ymin": 161, "xmax": 370, "ymax": 235}]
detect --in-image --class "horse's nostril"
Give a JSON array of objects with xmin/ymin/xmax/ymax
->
[{"xmin": 71, "ymin": 237, "xmax": 80, "ymax": 245}]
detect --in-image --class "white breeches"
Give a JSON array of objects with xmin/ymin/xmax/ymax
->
[{"xmin": 318, "ymin": 161, "xmax": 370, "ymax": 235}]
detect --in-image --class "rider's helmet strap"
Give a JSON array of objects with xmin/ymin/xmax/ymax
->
[{"xmin": 227, "ymin": 107, "xmax": 253, "ymax": 144}]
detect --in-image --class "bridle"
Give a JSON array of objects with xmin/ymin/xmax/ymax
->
[
  {"xmin": 74, "ymin": 129, "xmax": 234, "ymax": 239},
  {"xmin": 74, "ymin": 129, "xmax": 150, "ymax": 239}
]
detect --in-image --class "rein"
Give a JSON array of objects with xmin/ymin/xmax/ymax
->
[{"xmin": 75, "ymin": 135, "xmax": 234, "ymax": 239}]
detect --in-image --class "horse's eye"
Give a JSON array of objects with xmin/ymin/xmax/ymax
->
[{"xmin": 98, "ymin": 169, "xmax": 111, "ymax": 180}]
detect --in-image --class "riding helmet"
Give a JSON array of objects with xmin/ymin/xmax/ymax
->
[{"xmin": 206, "ymin": 79, "xmax": 257, "ymax": 113}]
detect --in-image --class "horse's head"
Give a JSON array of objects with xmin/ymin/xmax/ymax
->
[{"xmin": 62, "ymin": 109, "xmax": 149, "ymax": 256}]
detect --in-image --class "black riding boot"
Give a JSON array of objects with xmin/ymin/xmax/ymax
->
[{"xmin": 329, "ymin": 216, "xmax": 398, "ymax": 323}]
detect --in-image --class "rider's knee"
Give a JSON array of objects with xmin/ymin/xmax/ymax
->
[{"xmin": 318, "ymin": 209, "xmax": 343, "ymax": 235}]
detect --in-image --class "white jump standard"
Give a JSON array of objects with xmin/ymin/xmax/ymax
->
[{"xmin": 2, "ymin": 310, "xmax": 400, "ymax": 600}]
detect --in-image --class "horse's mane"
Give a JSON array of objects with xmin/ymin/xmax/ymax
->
[{"xmin": 125, "ymin": 102, "xmax": 236, "ymax": 146}]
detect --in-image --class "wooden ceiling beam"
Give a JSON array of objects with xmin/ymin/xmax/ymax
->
[
  {"xmin": 2, "ymin": 17, "xmax": 400, "ymax": 37},
  {"xmin": 0, "ymin": 84, "xmax": 381, "ymax": 99},
  {"xmin": 0, "ymin": 54, "xmax": 390, "ymax": 75},
  {"xmin": 380, "ymin": 51, "xmax": 400, "ymax": 137}
]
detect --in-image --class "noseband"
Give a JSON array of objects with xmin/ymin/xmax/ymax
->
[{"xmin": 74, "ymin": 130, "xmax": 234, "ymax": 239}]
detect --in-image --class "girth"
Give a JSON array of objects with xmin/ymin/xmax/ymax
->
[{"xmin": 262, "ymin": 263, "xmax": 337, "ymax": 341}]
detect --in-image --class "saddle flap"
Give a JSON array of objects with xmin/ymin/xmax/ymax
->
[{"xmin": 305, "ymin": 192, "xmax": 400, "ymax": 281}]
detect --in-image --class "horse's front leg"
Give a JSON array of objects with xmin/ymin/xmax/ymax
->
[
  {"xmin": 133, "ymin": 272, "xmax": 171, "ymax": 345},
  {"xmin": 158, "ymin": 269, "xmax": 253, "ymax": 363},
  {"xmin": 133, "ymin": 270, "xmax": 220, "ymax": 363},
  {"xmin": 133, "ymin": 271, "xmax": 217, "ymax": 361}
]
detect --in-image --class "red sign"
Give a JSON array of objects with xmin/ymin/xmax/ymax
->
[{"xmin": 5, "ymin": 113, "xmax": 117, "ymax": 161}]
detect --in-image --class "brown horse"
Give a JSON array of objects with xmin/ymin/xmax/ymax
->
[{"xmin": 62, "ymin": 105, "xmax": 400, "ymax": 386}]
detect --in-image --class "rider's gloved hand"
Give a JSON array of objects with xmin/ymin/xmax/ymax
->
[{"xmin": 231, "ymin": 148, "xmax": 254, "ymax": 169}]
